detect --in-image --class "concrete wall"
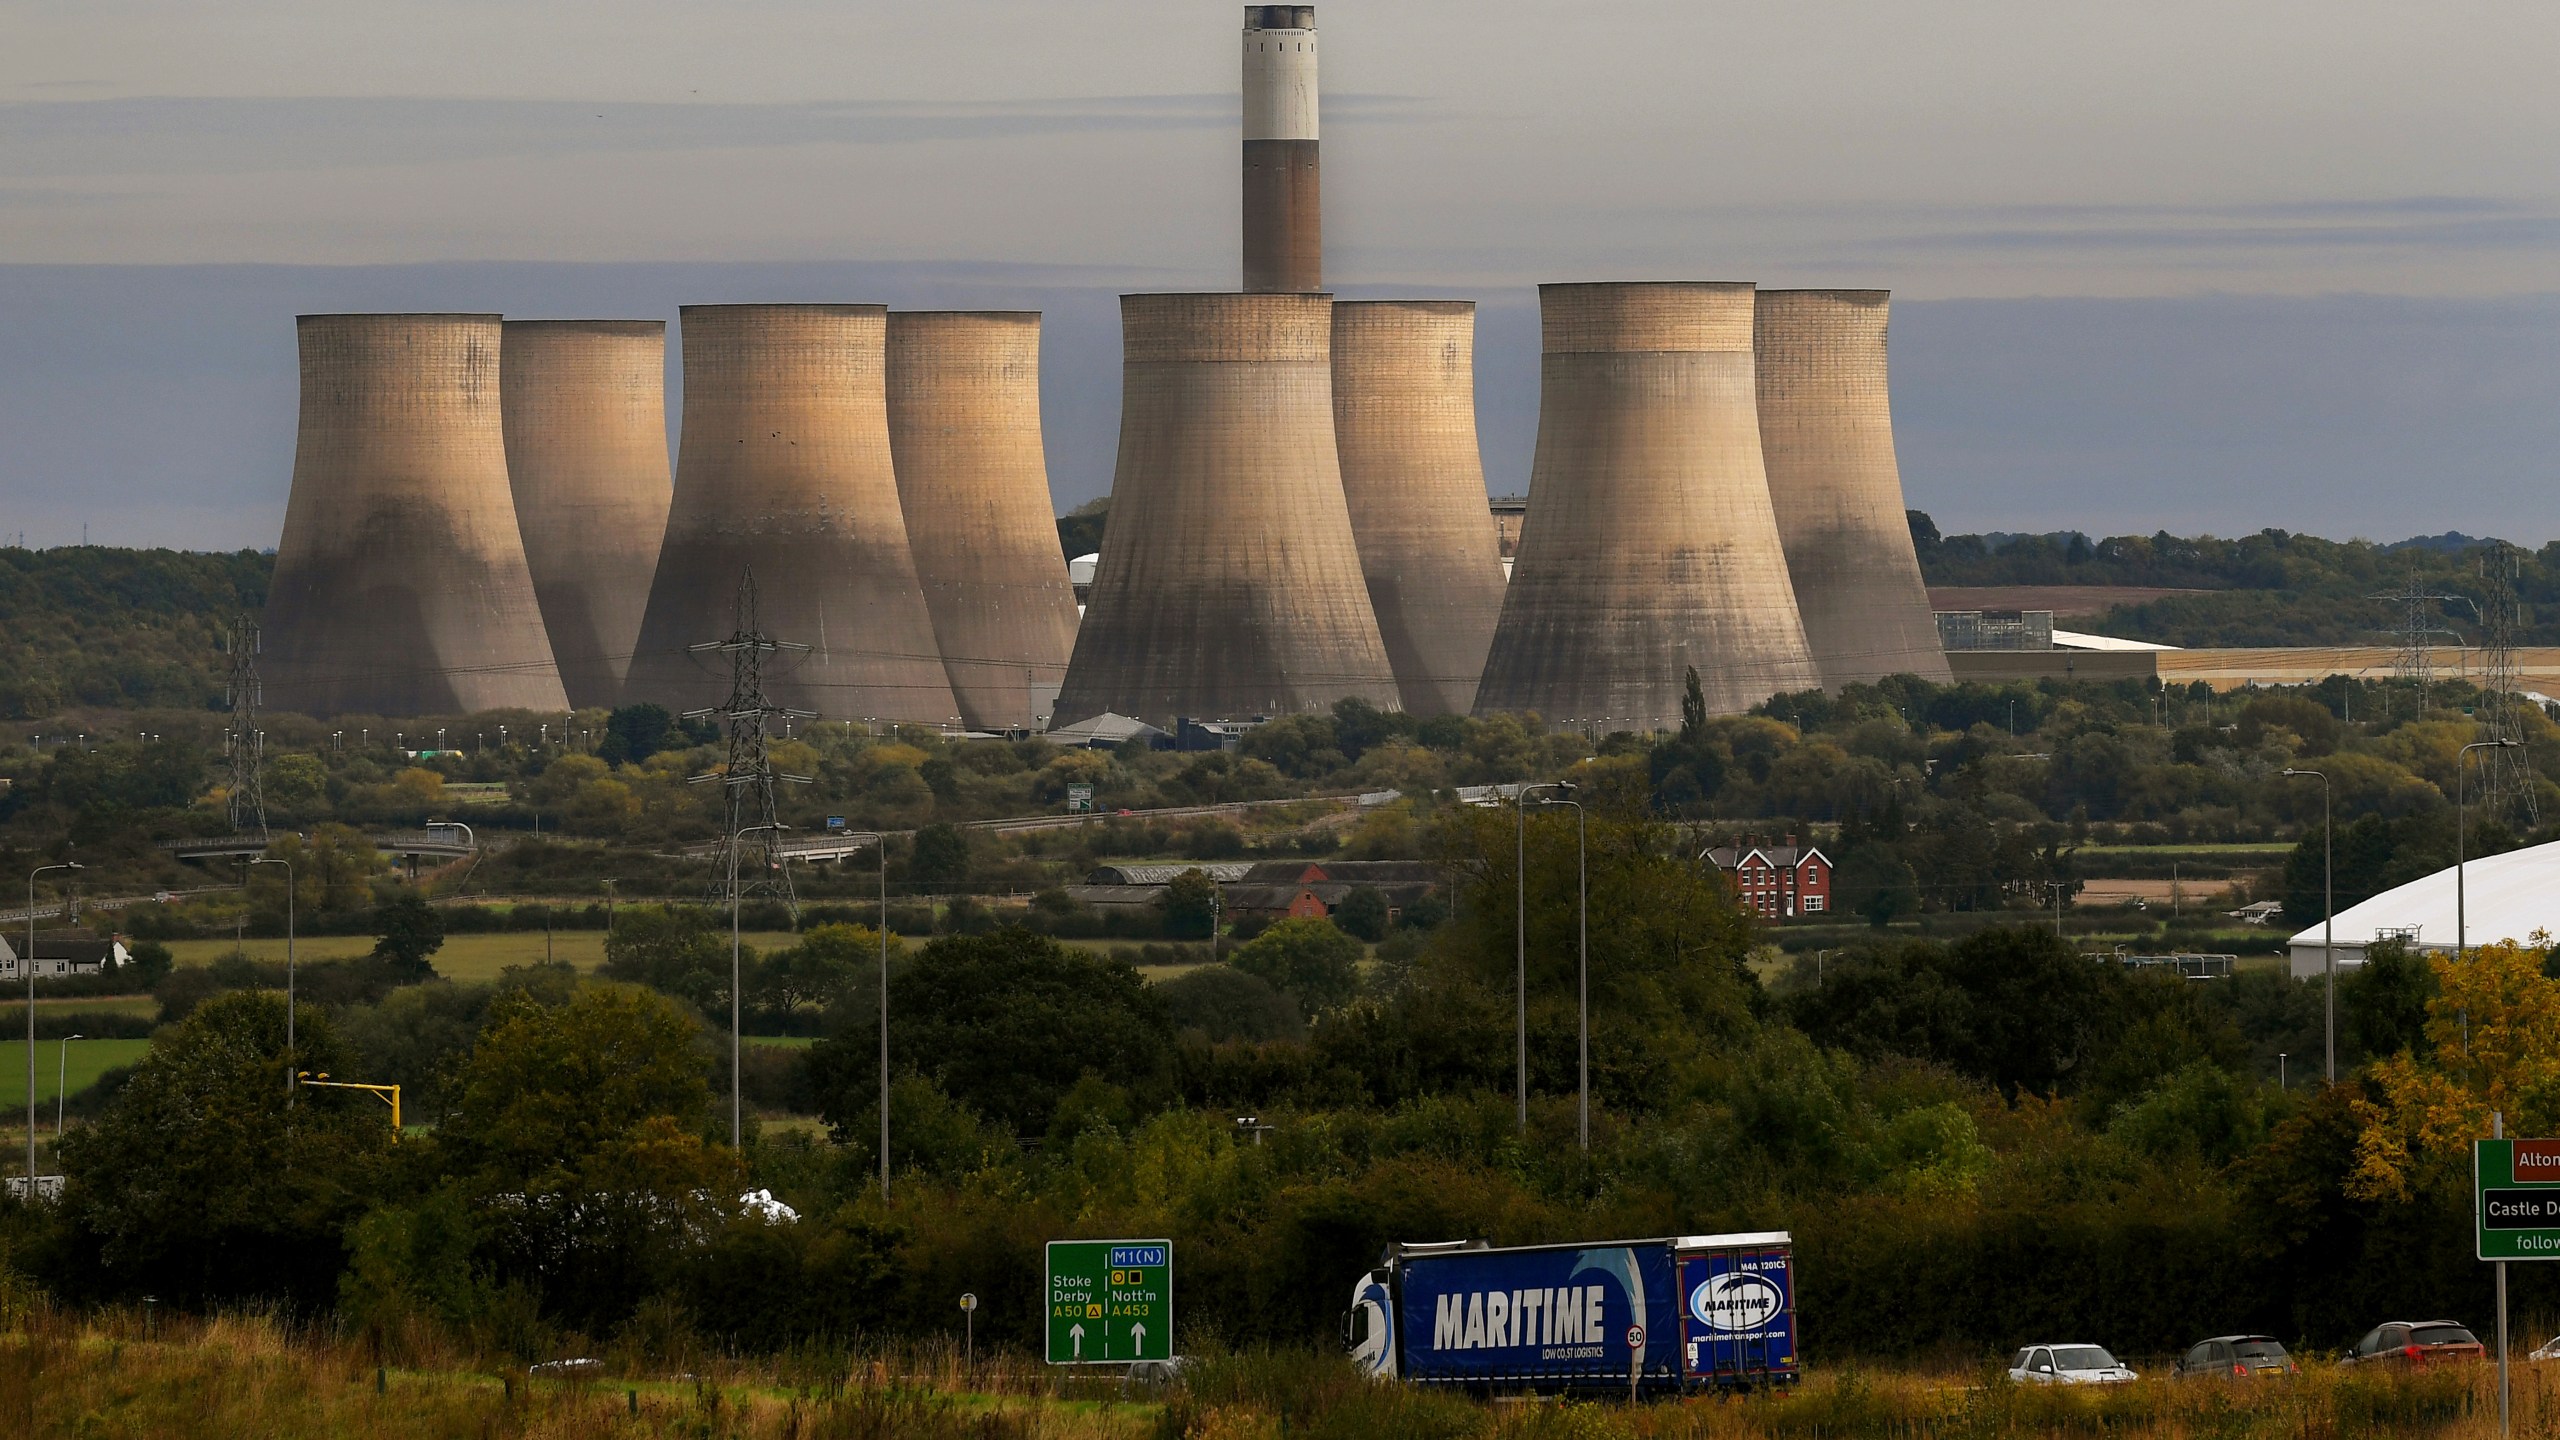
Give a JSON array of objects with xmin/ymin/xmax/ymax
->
[
  {"xmin": 886, "ymin": 311, "xmax": 1081, "ymax": 731},
  {"xmin": 264, "ymin": 313, "xmax": 569, "ymax": 718},
  {"xmin": 623, "ymin": 304, "xmax": 959, "ymax": 724},
  {"xmin": 1056, "ymin": 292, "xmax": 1399, "ymax": 728},
  {"xmin": 500, "ymin": 319, "xmax": 672, "ymax": 710},
  {"xmin": 1476, "ymin": 282, "xmax": 1819, "ymax": 728},
  {"xmin": 1331, "ymin": 300, "xmax": 1507, "ymax": 716},
  {"xmin": 1243, "ymin": 8, "xmax": 1320, "ymax": 293},
  {"xmin": 1755, "ymin": 290, "xmax": 1951, "ymax": 688}
]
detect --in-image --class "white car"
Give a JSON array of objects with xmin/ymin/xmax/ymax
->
[{"xmin": 2010, "ymin": 1344, "xmax": 2137, "ymax": 1385}]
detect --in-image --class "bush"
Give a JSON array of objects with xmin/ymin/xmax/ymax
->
[
  {"xmin": 1230, "ymin": 918, "xmax": 1364, "ymax": 1013},
  {"xmin": 1158, "ymin": 965, "xmax": 1304, "ymax": 1042}
]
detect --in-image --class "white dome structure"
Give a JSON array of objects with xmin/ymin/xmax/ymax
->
[{"xmin": 2288, "ymin": 839, "xmax": 2560, "ymax": 978}]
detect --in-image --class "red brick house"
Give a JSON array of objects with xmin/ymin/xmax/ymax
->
[{"xmin": 1701, "ymin": 837, "xmax": 1832, "ymax": 921}]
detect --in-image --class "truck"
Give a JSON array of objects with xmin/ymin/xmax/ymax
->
[{"xmin": 1343, "ymin": 1232, "xmax": 1796, "ymax": 1396}]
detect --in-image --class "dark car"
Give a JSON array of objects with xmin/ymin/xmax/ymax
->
[
  {"xmin": 2343, "ymin": 1321, "xmax": 2485, "ymax": 1368},
  {"xmin": 2174, "ymin": 1335, "xmax": 2295, "ymax": 1378}
]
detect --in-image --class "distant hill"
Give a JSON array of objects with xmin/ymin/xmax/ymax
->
[{"xmin": 0, "ymin": 547, "xmax": 268, "ymax": 718}]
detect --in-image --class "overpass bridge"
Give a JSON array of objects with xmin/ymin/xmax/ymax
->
[{"xmin": 161, "ymin": 829, "xmax": 477, "ymax": 862}]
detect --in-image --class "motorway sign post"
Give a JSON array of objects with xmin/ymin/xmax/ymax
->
[
  {"xmin": 2476, "ymin": 1130, "xmax": 2558, "ymax": 1439},
  {"xmin": 1045, "ymin": 1240, "xmax": 1172, "ymax": 1365}
]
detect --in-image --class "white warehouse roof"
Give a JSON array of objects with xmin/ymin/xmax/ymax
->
[{"xmin": 2288, "ymin": 838, "xmax": 2560, "ymax": 978}]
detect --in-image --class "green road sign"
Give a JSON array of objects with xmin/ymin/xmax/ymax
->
[
  {"xmin": 2475, "ymin": 1140, "xmax": 2560, "ymax": 1259},
  {"xmin": 1045, "ymin": 1239, "xmax": 1172, "ymax": 1364}
]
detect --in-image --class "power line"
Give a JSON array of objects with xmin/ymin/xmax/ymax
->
[{"xmin": 688, "ymin": 568, "xmax": 814, "ymax": 920}]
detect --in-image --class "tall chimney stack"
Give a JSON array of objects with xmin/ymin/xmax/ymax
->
[{"xmin": 1242, "ymin": 6, "xmax": 1320, "ymax": 293}]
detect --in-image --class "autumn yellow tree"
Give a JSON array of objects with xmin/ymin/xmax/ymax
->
[{"xmin": 2351, "ymin": 937, "xmax": 2560, "ymax": 1202}]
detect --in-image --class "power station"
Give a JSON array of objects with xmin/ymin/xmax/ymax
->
[
  {"xmin": 886, "ymin": 311, "xmax": 1082, "ymax": 732},
  {"xmin": 263, "ymin": 314, "xmax": 569, "ymax": 718},
  {"xmin": 623, "ymin": 305, "xmax": 959, "ymax": 725},
  {"xmin": 1331, "ymin": 300, "xmax": 1509, "ymax": 717},
  {"xmin": 1476, "ymin": 283, "xmax": 1821, "ymax": 728},
  {"xmin": 1754, "ymin": 291, "xmax": 1951, "ymax": 689},
  {"xmin": 1054, "ymin": 293, "xmax": 1400, "ymax": 728},
  {"xmin": 500, "ymin": 319, "xmax": 673, "ymax": 710},
  {"xmin": 253, "ymin": 8, "xmax": 1953, "ymax": 732}
]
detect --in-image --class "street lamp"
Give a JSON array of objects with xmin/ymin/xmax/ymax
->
[
  {"xmin": 56, "ymin": 1033, "xmax": 81, "ymax": 1137},
  {"xmin": 2458, "ymin": 739, "xmax": 2521, "ymax": 961},
  {"xmin": 728, "ymin": 822, "xmax": 786, "ymax": 1149},
  {"xmin": 2281, "ymin": 768, "xmax": 2335, "ymax": 1082},
  {"xmin": 26, "ymin": 859, "xmax": 79, "ymax": 1184},
  {"xmin": 1514, "ymin": 780, "xmax": 1584, "ymax": 1142},
  {"xmin": 248, "ymin": 856, "xmax": 296, "ymax": 1097},
  {"xmin": 1536, "ymin": 785, "xmax": 1589, "ymax": 1152}
]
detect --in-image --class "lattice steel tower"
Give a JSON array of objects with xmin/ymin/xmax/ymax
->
[
  {"xmin": 2369, "ymin": 564, "xmax": 2464, "ymax": 718},
  {"xmin": 690, "ymin": 571, "xmax": 813, "ymax": 916},
  {"xmin": 222, "ymin": 617, "xmax": 268, "ymax": 837},
  {"xmin": 2476, "ymin": 541, "xmax": 2539, "ymax": 830}
]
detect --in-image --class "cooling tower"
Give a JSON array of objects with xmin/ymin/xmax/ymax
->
[
  {"xmin": 1055, "ymin": 293, "xmax": 1399, "ymax": 727},
  {"xmin": 886, "ymin": 312, "xmax": 1080, "ymax": 732},
  {"xmin": 1243, "ymin": 6, "xmax": 1320, "ymax": 293},
  {"xmin": 263, "ymin": 314, "xmax": 569, "ymax": 718},
  {"xmin": 500, "ymin": 319, "xmax": 673, "ymax": 709},
  {"xmin": 1475, "ymin": 283, "xmax": 1820, "ymax": 728},
  {"xmin": 1331, "ymin": 300, "xmax": 1508, "ymax": 717},
  {"xmin": 623, "ymin": 305, "xmax": 960, "ymax": 724},
  {"xmin": 1754, "ymin": 290, "xmax": 1951, "ymax": 688}
]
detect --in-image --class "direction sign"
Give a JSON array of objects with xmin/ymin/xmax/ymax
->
[
  {"xmin": 2476, "ymin": 1140, "xmax": 2560, "ymax": 1259},
  {"xmin": 1046, "ymin": 1240, "xmax": 1173, "ymax": 1364}
]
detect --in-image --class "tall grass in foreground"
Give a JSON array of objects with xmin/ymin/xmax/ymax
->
[{"xmin": 5, "ymin": 1306, "xmax": 2558, "ymax": 1439}]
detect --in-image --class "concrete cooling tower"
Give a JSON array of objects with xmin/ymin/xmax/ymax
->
[
  {"xmin": 500, "ymin": 319, "xmax": 673, "ymax": 710},
  {"xmin": 1754, "ymin": 290, "xmax": 1951, "ymax": 688},
  {"xmin": 885, "ymin": 311, "xmax": 1081, "ymax": 732},
  {"xmin": 1331, "ymin": 300, "xmax": 1508, "ymax": 717},
  {"xmin": 623, "ymin": 305, "xmax": 959, "ymax": 725},
  {"xmin": 1055, "ymin": 293, "xmax": 1399, "ymax": 728},
  {"xmin": 1475, "ymin": 282, "xmax": 1819, "ymax": 728},
  {"xmin": 1243, "ymin": 6, "xmax": 1320, "ymax": 293},
  {"xmin": 263, "ymin": 314, "xmax": 569, "ymax": 718}
]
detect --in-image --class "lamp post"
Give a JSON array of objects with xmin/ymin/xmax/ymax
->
[
  {"xmin": 875, "ymin": 832, "xmax": 890, "ymax": 1199},
  {"xmin": 248, "ymin": 856, "xmax": 295, "ymax": 1096},
  {"xmin": 729, "ymin": 822, "xmax": 786, "ymax": 1149},
  {"xmin": 2458, "ymin": 739, "xmax": 2521, "ymax": 961},
  {"xmin": 2281, "ymin": 768, "xmax": 2335, "ymax": 1082},
  {"xmin": 56, "ymin": 1033, "xmax": 81, "ymax": 1137},
  {"xmin": 1537, "ymin": 786, "xmax": 1589, "ymax": 1151},
  {"xmin": 27, "ymin": 859, "xmax": 79, "ymax": 1183},
  {"xmin": 1514, "ymin": 781, "xmax": 1578, "ymax": 1138}
]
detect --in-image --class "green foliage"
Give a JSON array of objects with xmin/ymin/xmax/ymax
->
[
  {"xmin": 1158, "ymin": 964, "xmax": 1305, "ymax": 1041},
  {"xmin": 0, "ymin": 546, "xmax": 266, "ymax": 716},
  {"xmin": 908, "ymin": 822, "xmax": 971, "ymax": 884},
  {"xmin": 370, "ymin": 891, "xmax": 445, "ymax": 982},
  {"xmin": 1158, "ymin": 867, "xmax": 1220, "ymax": 940},
  {"xmin": 1331, "ymin": 886, "xmax": 1390, "ymax": 942},
  {"xmin": 59, "ymin": 990, "xmax": 389, "ymax": 1305},
  {"xmin": 596, "ymin": 703, "xmax": 678, "ymax": 766},
  {"xmin": 1230, "ymin": 918, "xmax": 1364, "ymax": 1013},
  {"xmin": 810, "ymin": 928, "xmax": 1171, "ymax": 1138},
  {"xmin": 599, "ymin": 905, "xmax": 729, "ymax": 1015},
  {"xmin": 2346, "ymin": 938, "xmax": 2438, "ymax": 1061}
]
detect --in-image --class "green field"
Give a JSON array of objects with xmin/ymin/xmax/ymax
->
[
  {"xmin": 164, "ymin": 931, "xmax": 804, "ymax": 982},
  {"xmin": 0, "ymin": 995, "xmax": 158, "ymax": 1024},
  {"xmin": 0, "ymin": 1037, "xmax": 153, "ymax": 1108}
]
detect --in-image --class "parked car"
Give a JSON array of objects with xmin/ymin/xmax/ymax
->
[
  {"xmin": 2174, "ymin": 1335, "xmax": 2295, "ymax": 1378},
  {"xmin": 2342, "ymin": 1322, "xmax": 2485, "ymax": 1368},
  {"xmin": 2008, "ymin": 1345, "xmax": 2137, "ymax": 1385}
]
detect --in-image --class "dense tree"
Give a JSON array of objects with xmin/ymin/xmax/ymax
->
[
  {"xmin": 370, "ymin": 890, "xmax": 446, "ymax": 981},
  {"xmin": 1158, "ymin": 867, "xmax": 1220, "ymax": 940},
  {"xmin": 1230, "ymin": 918, "xmax": 1365, "ymax": 1012},
  {"xmin": 599, "ymin": 905, "xmax": 729, "ymax": 1015},
  {"xmin": 908, "ymin": 822, "xmax": 972, "ymax": 884},
  {"xmin": 1156, "ymin": 964, "xmax": 1304, "ymax": 1041}
]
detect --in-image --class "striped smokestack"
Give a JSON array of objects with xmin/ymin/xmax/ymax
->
[
  {"xmin": 886, "ymin": 311, "xmax": 1082, "ymax": 732},
  {"xmin": 623, "ymin": 305, "xmax": 960, "ymax": 725},
  {"xmin": 1243, "ymin": 5, "xmax": 1320, "ymax": 294},
  {"xmin": 263, "ymin": 314, "xmax": 569, "ymax": 718},
  {"xmin": 500, "ymin": 319, "xmax": 673, "ymax": 710},
  {"xmin": 1754, "ymin": 290, "xmax": 1951, "ymax": 688},
  {"xmin": 1055, "ymin": 293, "xmax": 1399, "ymax": 728},
  {"xmin": 1475, "ymin": 283, "xmax": 1820, "ymax": 729}
]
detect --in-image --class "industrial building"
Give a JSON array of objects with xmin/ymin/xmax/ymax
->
[
  {"xmin": 886, "ymin": 311, "xmax": 1082, "ymax": 732},
  {"xmin": 623, "ymin": 305, "xmax": 960, "ymax": 724},
  {"xmin": 1331, "ymin": 300, "xmax": 1509, "ymax": 716},
  {"xmin": 1475, "ymin": 283, "xmax": 1821, "ymax": 728},
  {"xmin": 263, "ymin": 314, "xmax": 570, "ymax": 718},
  {"xmin": 1754, "ymin": 291, "xmax": 1951, "ymax": 688},
  {"xmin": 2287, "ymin": 841, "xmax": 2560, "ymax": 978},
  {"xmin": 1055, "ymin": 292, "xmax": 1401, "ymax": 729},
  {"xmin": 499, "ymin": 319, "xmax": 673, "ymax": 709},
  {"xmin": 1242, "ymin": 6, "xmax": 1321, "ymax": 293}
]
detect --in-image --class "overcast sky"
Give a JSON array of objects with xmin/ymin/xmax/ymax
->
[{"xmin": 4, "ymin": 1, "xmax": 2557, "ymax": 548}]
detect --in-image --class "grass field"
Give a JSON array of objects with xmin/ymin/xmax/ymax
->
[
  {"xmin": 0, "ymin": 996, "xmax": 157, "ymax": 1024},
  {"xmin": 0, "ymin": 1037, "xmax": 152, "ymax": 1108},
  {"xmin": 0, "ymin": 1310, "xmax": 2542, "ymax": 1440}
]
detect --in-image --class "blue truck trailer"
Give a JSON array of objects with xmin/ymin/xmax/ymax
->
[{"xmin": 1343, "ymin": 1232, "xmax": 1796, "ymax": 1396}]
